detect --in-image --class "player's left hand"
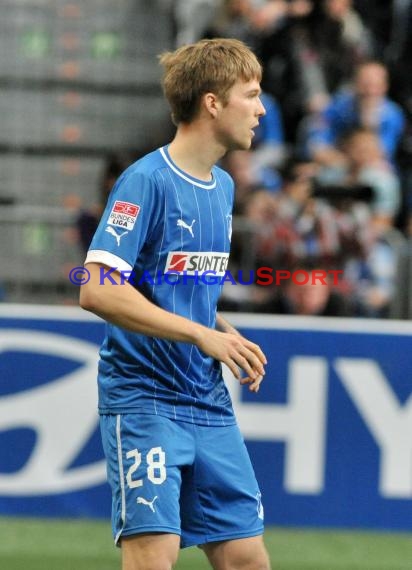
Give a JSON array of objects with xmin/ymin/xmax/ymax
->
[{"xmin": 240, "ymin": 373, "xmax": 264, "ymax": 392}]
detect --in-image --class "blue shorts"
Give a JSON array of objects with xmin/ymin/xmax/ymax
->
[{"xmin": 100, "ymin": 413, "xmax": 264, "ymax": 548}]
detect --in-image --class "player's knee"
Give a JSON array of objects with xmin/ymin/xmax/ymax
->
[
  {"xmin": 205, "ymin": 536, "xmax": 270, "ymax": 570},
  {"xmin": 121, "ymin": 537, "xmax": 179, "ymax": 570},
  {"xmin": 236, "ymin": 559, "xmax": 270, "ymax": 570},
  {"xmin": 229, "ymin": 549, "xmax": 270, "ymax": 570},
  {"xmin": 122, "ymin": 554, "xmax": 177, "ymax": 570},
  {"xmin": 156, "ymin": 555, "xmax": 178, "ymax": 570},
  {"xmin": 253, "ymin": 555, "xmax": 271, "ymax": 570},
  {"xmin": 246, "ymin": 558, "xmax": 270, "ymax": 570}
]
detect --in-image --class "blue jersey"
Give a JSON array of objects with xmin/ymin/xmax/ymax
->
[{"xmin": 85, "ymin": 146, "xmax": 236, "ymax": 426}]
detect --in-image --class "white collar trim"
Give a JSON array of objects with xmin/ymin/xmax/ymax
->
[{"xmin": 160, "ymin": 146, "xmax": 216, "ymax": 189}]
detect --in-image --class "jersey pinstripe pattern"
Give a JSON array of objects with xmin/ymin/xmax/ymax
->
[{"xmin": 85, "ymin": 146, "xmax": 236, "ymax": 426}]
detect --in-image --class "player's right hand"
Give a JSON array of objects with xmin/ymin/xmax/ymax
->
[{"xmin": 196, "ymin": 329, "xmax": 267, "ymax": 384}]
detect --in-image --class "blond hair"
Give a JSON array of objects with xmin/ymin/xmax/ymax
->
[{"xmin": 159, "ymin": 38, "xmax": 262, "ymax": 125}]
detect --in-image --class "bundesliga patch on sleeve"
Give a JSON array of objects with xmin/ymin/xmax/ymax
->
[{"xmin": 108, "ymin": 201, "xmax": 140, "ymax": 230}]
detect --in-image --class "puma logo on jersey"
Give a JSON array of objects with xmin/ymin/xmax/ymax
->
[
  {"xmin": 105, "ymin": 226, "xmax": 128, "ymax": 246},
  {"xmin": 177, "ymin": 218, "xmax": 196, "ymax": 238},
  {"xmin": 136, "ymin": 496, "xmax": 158, "ymax": 513}
]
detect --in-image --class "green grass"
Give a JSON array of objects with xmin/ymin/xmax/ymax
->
[{"xmin": 0, "ymin": 517, "xmax": 411, "ymax": 569}]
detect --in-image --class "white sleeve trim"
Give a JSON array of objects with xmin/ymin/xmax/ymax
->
[{"xmin": 84, "ymin": 250, "xmax": 133, "ymax": 273}]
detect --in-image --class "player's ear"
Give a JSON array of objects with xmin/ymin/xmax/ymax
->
[{"xmin": 203, "ymin": 92, "xmax": 221, "ymax": 119}]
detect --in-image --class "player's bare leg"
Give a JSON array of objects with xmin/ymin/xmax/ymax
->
[
  {"xmin": 121, "ymin": 533, "xmax": 180, "ymax": 570},
  {"xmin": 202, "ymin": 535, "xmax": 271, "ymax": 570}
]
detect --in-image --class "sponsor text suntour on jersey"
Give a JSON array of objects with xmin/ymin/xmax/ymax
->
[{"xmin": 165, "ymin": 252, "xmax": 230, "ymax": 275}]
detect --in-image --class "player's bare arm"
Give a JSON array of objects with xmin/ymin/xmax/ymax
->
[
  {"xmin": 80, "ymin": 263, "xmax": 266, "ymax": 384},
  {"xmin": 216, "ymin": 313, "xmax": 240, "ymax": 335}
]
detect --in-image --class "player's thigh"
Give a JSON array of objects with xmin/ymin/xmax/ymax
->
[
  {"xmin": 100, "ymin": 413, "xmax": 195, "ymax": 543},
  {"xmin": 179, "ymin": 423, "xmax": 264, "ymax": 548},
  {"xmin": 202, "ymin": 535, "xmax": 271, "ymax": 570},
  {"xmin": 121, "ymin": 532, "xmax": 180, "ymax": 570}
]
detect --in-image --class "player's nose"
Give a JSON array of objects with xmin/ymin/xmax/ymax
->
[{"xmin": 257, "ymin": 97, "xmax": 266, "ymax": 117}]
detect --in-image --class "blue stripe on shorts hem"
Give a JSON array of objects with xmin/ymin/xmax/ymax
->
[
  {"xmin": 181, "ymin": 526, "xmax": 264, "ymax": 549},
  {"xmin": 115, "ymin": 526, "xmax": 181, "ymax": 546}
]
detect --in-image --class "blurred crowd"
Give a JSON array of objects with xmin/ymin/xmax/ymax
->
[
  {"xmin": 77, "ymin": 0, "xmax": 412, "ymax": 318},
  {"xmin": 172, "ymin": 0, "xmax": 412, "ymax": 318}
]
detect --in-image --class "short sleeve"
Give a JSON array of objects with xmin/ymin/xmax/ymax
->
[{"xmin": 85, "ymin": 169, "xmax": 160, "ymax": 272}]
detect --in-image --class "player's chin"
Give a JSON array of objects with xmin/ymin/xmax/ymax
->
[{"xmin": 231, "ymin": 137, "xmax": 252, "ymax": 151}]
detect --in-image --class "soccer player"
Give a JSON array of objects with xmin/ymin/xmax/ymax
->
[{"xmin": 80, "ymin": 38, "xmax": 270, "ymax": 570}]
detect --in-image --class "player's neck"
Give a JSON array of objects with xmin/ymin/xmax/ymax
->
[{"xmin": 168, "ymin": 125, "xmax": 224, "ymax": 182}]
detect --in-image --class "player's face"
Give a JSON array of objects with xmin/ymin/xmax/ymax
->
[{"xmin": 216, "ymin": 79, "xmax": 266, "ymax": 151}]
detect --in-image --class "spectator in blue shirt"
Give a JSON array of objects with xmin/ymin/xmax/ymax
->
[
  {"xmin": 252, "ymin": 91, "xmax": 286, "ymax": 171},
  {"xmin": 301, "ymin": 61, "xmax": 405, "ymax": 166},
  {"xmin": 317, "ymin": 128, "xmax": 401, "ymax": 225}
]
